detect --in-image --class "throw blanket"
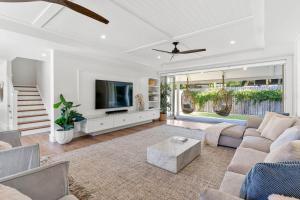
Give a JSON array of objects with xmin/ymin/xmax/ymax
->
[{"xmin": 204, "ymin": 122, "xmax": 235, "ymax": 146}]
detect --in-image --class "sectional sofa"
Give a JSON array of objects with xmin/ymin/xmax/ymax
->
[{"xmin": 201, "ymin": 113, "xmax": 300, "ymax": 200}]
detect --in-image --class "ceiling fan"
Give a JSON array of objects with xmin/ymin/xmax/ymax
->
[
  {"xmin": 153, "ymin": 42, "xmax": 206, "ymax": 56},
  {"xmin": 0, "ymin": 0, "xmax": 109, "ymax": 24}
]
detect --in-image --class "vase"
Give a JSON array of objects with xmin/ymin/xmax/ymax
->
[{"xmin": 55, "ymin": 129, "xmax": 74, "ymax": 144}]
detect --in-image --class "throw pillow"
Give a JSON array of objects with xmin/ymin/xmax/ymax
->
[
  {"xmin": 269, "ymin": 194, "xmax": 300, "ymax": 200},
  {"xmin": 240, "ymin": 161, "xmax": 300, "ymax": 200},
  {"xmin": 261, "ymin": 116, "xmax": 295, "ymax": 141},
  {"xmin": 270, "ymin": 126, "xmax": 300, "ymax": 151},
  {"xmin": 0, "ymin": 184, "xmax": 32, "ymax": 200},
  {"xmin": 265, "ymin": 141, "xmax": 300, "ymax": 163},
  {"xmin": 247, "ymin": 115, "xmax": 263, "ymax": 129},
  {"xmin": 257, "ymin": 112, "xmax": 286, "ymax": 132},
  {"xmin": 0, "ymin": 141, "xmax": 12, "ymax": 151}
]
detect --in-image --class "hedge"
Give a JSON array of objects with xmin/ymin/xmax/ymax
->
[{"xmin": 191, "ymin": 89, "xmax": 283, "ymax": 109}]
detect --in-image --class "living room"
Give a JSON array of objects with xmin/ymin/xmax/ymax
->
[{"xmin": 1, "ymin": 0, "xmax": 300, "ymax": 200}]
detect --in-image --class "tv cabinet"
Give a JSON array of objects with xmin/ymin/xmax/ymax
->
[{"xmin": 82, "ymin": 110, "xmax": 160, "ymax": 136}]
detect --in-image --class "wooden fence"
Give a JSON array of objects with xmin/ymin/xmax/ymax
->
[{"xmin": 186, "ymin": 85, "xmax": 283, "ymax": 117}]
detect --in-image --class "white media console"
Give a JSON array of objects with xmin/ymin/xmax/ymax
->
[{"xmin": 82, "ymin": 109, "xmax": 160, "ymax": 136}]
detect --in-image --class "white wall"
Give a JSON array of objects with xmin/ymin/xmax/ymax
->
[
  {"xmin": 50, "ymin": 50, "xmax": 158, "ymax": 141},
  {"xmin": 0, "ymin": 60, "xmax": 9, "ymax": 130},
  {"xmin": 12, "ymin": 57, "xmax": 38, "ymax": 86},
  {"xmin": 295, "ymin": 35, "xmax": 300, "ymax": 116},
  {"xmin": 36, "ymin": 60, "xmax": 52, "ymax": 114}
]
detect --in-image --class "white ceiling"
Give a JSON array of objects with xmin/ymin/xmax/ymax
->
[{"xmin": 0, "ymin": 0, "xmax": 298, "ymax": 69}]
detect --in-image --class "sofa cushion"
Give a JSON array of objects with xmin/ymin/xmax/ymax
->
[
  {"xmin": 227, "ymin": 147, "xmax": 268, "ymax": 175},
  {"xmin": 200, "ymin": 188, "xmax": 243, "ymax": 200},
  {"xmin": 244, "ymin": 128, "xmax": 261, "ymax": 137},
  {"xmin": 0, "ymin": 184, "xmax": 32, "ymax": 200},
  {"xmin": 240, "ymin": 136, "xmax": 273, "ymax": 153},
  {"xmin": 0, "ymin": 141, "xmax": 12, "ymax": 151},
  {"xmin": 219, "ymin": 171, "xmax": 245, "ymax": 197},
  {"xmin": 261, "ymin": 116, "xmax": 295, "ymax": 141},
  {"xmin": 265, "ymin": 141, "xmax": 300, "ymax": 163},
  {"xmin": 240, "ymin": 161, "xmax": 300, "ymax": 200},
  {"xmin": 221, "ymin": 125, "xmax": 246, "ymax": 139},
  {"xmin": 270, "ymin": 126, "xmax": 300, "ymax": 151},
  {"xmin": 257, "ymin": 112, "xmax": 286, "ymax": 132},
  {"xmin": 59, "ymin": 195, "xmax": 79, "ymax": 200},
  {"xmin": 246, "ymin": 115, "xmax": 263, "ymax": 129},
  {"xmin": 268, "ymin": 194, "xmax": 300, "ymax": 200}
]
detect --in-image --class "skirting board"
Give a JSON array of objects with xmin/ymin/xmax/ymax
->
[{"xmin": 88, "ymin": 120, "xmax": 153, "ymax": 136}]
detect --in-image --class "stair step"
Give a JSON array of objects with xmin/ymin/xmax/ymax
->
[
  {"xmin": 15, "ymin": 87, "xmax": 37, "ymax": 91},
  {"xmin": 18, "ymin": 104, "xmax": 44, "ymax": 106},
  {"xmin": 14, "ymin": 85, "xmax": 36, "ymax": 88},
  {"xmin": 18, "ymin": 115, "xmax": 49, "ymax": 123},
  {"xmin": 18, "ymin": 109, "xmax": 46, "ymax": 112},
  {"xmin": 21, "ymin": 127, "xmax": 51, "ymax": 136},
  {"xmin": 18, "ymin": 99, "xmax": 42, "ymax": 101},
  {"xmin": 18, "ymin": 110, "xmax": 47, "ymax": 117},
  {"xmin": 18, "ymin": 119, "xmax": 50, "ymax": 125},
  {"xmin": 18, "ymin": 90, "xmax": 38, "ymax": 92},
  {"xmin": 18, "ymin": 96, "xmax": 41, "ymax": 100},
  {"xmin": 19, "ymin": 125, "xmax": 50, "ymax": 132},
  {"xmin": 18, "ymin": 100, "xmax": 43, "ymax": 105},
  {"xmin": 18, "ymin": 105, "xmax": 44, "ymax": 110},
  {"xmin": 18, "ymin": 95, "xmax": 40, "ymax": 97},
  {"xmin": 18, "ymin": 120, "xmax": 50, "ymax": 129},
  {"xmin": 18, "ymin": 114, "xmax": 48, "ymax": 119},
  {"xmin": 18, "ymin": 91, "xmax": 39, "ymax": 96}
]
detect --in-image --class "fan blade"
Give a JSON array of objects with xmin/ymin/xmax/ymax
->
[
  {"xmin": 152, "ymin": 49, "xmax": 173, "ymax": 54},
  {"xmin": 52, "ymin": 0, "xmax": 109, "ymax": 24},
  {"xmin": 0, "ymin": 0, "xmax": 109, "ymax": 24},
  {"xmin": 179, "ymin": 49, "xmax": 206, "ymax": 54}
]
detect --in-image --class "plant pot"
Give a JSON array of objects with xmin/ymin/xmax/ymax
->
[
  {"xmin": 55, "ymin": 129, "xmax": 74, "ymax": 144},
  {"xmin": 160, "ymin": 113, "xmax": 167, "ymax": 121}
]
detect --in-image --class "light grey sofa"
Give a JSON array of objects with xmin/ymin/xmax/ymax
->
[
  {"xmin": 0, "ymin": 130, "xmax": 40, "ymax": 178},
  {"xmin": 0, "ymin": 161, "xmax": 78, "ymax": 200},
  {"xmin": 200, "ymin": 116, "xmax": 300, "ymax": 200}
]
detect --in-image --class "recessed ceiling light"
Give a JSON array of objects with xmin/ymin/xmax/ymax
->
[
  {"xmin": 100, "ymin": 34, "xmax": 106, "ymax": 39},
  {"xmin": 41, "ymin": 53, "xmax": 47, "ymax": 57},
  {"xmin": 157, "ymin": 55, "xmax": 161, "ymax": 59},
  {"xmin": 230, "ymin": 40, "xmax": 236, "ymax": 45},
  {"xmin": 243, "ymin": 66, "xmax": 248, "ymax": 71}
]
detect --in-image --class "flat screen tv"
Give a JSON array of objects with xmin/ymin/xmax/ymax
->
[{"xmin": 95, "ymin": 80, "xmax": 133, "ymax": 109}]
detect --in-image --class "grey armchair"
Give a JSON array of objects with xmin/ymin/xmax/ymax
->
[
  {"xmin": 0, "ymin": 161, "xmax": 78, "ymax": 200},
  {"xmin": 0, "ymin": 130, "xmax": 22, "ymax": 147},
  {"xmin": 0, "ymin": 130, "xmax": 40, "ymax": 178}
]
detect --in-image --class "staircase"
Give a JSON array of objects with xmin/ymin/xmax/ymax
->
[{"xmin": 15, "ymin": 86, "xmax": 50, "ymax": 136}]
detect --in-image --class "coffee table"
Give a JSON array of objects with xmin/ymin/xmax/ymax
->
[{"xmin": 147, "ymin": 136, "xmax": 201, "ymax": 173}]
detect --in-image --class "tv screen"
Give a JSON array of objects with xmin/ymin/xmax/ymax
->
[{"xmin": 95, "ymin": 80, "xmax": 133, "ymax": 109}]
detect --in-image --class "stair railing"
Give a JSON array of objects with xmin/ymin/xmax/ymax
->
[{"xmin": 8, "ymin": 80, "xmax": 18, "ymax": 130}]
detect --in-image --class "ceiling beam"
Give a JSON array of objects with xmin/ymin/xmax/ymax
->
[{"xmin": 32, "ymin": 3, "xmax": 64, "ymax": 28}]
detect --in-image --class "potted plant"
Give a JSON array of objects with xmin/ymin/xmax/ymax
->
[
  {"xmin": 160, "ymin": 83, "xmax": 171, "ymax": 121},
  {"xmin": 54, "ymin": 94, "xmax": 85, "ymax": 144}
]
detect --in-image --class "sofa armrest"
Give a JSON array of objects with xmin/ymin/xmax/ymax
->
[
  {"xmin": 246, "ymin": 116, "xmax": 263, "ymax": 129},
  {"xmin": 0, "ymin": 161, "xmax": 70, "ymax": 200},
  {"xmin": 0, "ymin": 130, "xmax": 22, "ymax": 147},
  {"xmin": 200, "ymin": 188, "xmax": 243, "ymax": 200},
  {"xmin": 0, "ymin": 144, "xmax": 40, "ymax": 178}
]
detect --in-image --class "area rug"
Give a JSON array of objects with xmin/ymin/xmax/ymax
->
[{"xmin": 48, "ymin": 125, "xmax": 235, "ymax": 200}]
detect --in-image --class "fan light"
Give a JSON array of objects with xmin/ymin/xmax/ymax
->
[
  {"xmin": 101, "ymin": 34, "xmax": 106, "ymax": 39},
  {"xmin": 243, "ymin": 67, "xmax": 248, "ymax": 71},
  {"xmin": 230, "ymin": 40, "xmax": 236, "ymax": 45},
  {"xmin": 157, "ymin": 55, "xmax": 161, "ymax": 59}
]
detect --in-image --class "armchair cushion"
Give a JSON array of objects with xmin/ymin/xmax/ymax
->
[
  {"xmin": 200, "ymin": 188, "xmax": 243, "ymax": 200},
  {"xmin": 0, "ymin": 141, "xmax": 12, "ymax": 151},
  {"xmin": 0, "ymin": 184, "xmax": 31, "ymax": 200}
]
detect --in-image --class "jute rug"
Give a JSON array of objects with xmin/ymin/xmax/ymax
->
[{"xmin": 48, "ymin": 125, "xmax": 235, "ymax": 200}]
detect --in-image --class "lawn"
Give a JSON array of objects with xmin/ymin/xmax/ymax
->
[{"xmin": 187, "ymin": 112, "xmax": 248, "ymax": 120}]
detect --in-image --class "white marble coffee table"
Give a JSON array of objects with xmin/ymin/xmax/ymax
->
[{"xmin": 147, "ymin": 136, "xmax": 201, "ymax": 173}]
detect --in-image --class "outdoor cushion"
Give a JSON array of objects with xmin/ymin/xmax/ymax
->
[
  {"xmin": 59, "ymin": 195, "xmax": 79, "ymax": 200},
  {"xmin": 246, "ymin": 115, "xmax": 263, "ymax": 129},
  {"xmin": 227, "ymin": 147, "xmax": 268, "ymax": 175},
  {"xmin": 0, "ymin": 141, "xmax": 12, "ymax": 151},
  {"xmin": 265, "ymin": 141, "xmax": 300, "ymax": 163},
  {"xmin": 221, "ymin": 125, "xmax": 246, "ymax": 138},
  {"xmin": 220, "ymin": 171, "xmax": 245, "ymax": 197},
  {"xmin": 270, "ymin": 126, "xmax": 300, "ymax": 151},
  {"xmin": 240, "ymin": 161, "xmax": 300, "ymax": 200},
  {"xmin": 244, "ymin": 128, "xmax": 261, "ymax": 137},
  {"xmin": 257, "ymin": 112, "xmax": 286, "ymax": 132},
  {"xmin": 269, "ymin": 194, "xmax": 300, "ymax": 200},
  {"xmin": 261, "ymin": 116, "xmax": 295, "ymax": 141},
  {"xmin": 0, "ymin": 184, "xmax": 31, "ymax": 200},
  {"xmin": 240, "ymin": 136, "xmax": 273, "ymax": 153}
]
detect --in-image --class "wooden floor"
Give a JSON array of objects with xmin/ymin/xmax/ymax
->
[{"xmin": 21, "ymin": 119, "xmax": 212, "ymax": 157}]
